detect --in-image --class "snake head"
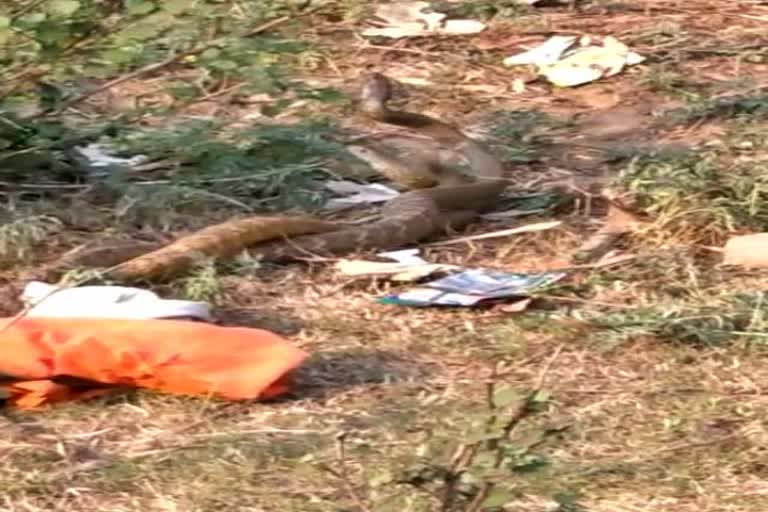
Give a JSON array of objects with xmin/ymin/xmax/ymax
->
[{"xmin": 359, "ymin": 72, "xmax": 393, "ymax": 115}]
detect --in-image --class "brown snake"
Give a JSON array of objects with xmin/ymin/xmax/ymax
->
[{"xmin": 247, "ymin": 72, "xmax": 508, "ymax": 262}]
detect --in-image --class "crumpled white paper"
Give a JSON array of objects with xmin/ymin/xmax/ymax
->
[{"xmin": 504, "ymin": 35, "xmax": 646, "ymax": 87}]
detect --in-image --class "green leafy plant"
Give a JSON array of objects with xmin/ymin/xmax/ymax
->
[
  {"xmin": 0, "ymin": 1, "xmax": 354, "ymax": 217},
  {"xmin": 110, "ymin": 119, "xmax": 347, "ymax": 212},
  {"xmin": 1, "ymin": 1, "xmax": 317, "ymax": 105},
  {"xmin": 586, "ymin": 292, "xmax": 768, "ymax": 347},
  {"xmin": 320, "ymin": 358, "xmax": 578, "ymax": 512},
  {"xmin": 445, "ymin": 0, "xmax": 532, "ymax": 21},
  {"xmin": 176, "ymin": 260, "xmax": 224, "ymax": 304},
  {"xmin": 660, "ymin": 93, "xmax": 768, "ymax": 125},
  {"xmin": 614, "ymin": 152, "xmax": 768, "ymax": 242},
  {"xmin": 639, "ymin": 64, "xmax": 703, "ymax": 101},
  {"xmin": 0, "ymin": 214, "xmax": 62, "ymax": 265}
]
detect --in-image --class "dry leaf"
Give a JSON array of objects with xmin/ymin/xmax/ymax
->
[
  {"xmin": 602, "ymin": 202, "xmax": 646, "ymax": 234},
  {"xmin": 575, "ymin": 202, "xmax": 645, "ymax": 261},
  {"xmin": 722, "ymin": 233, "xmax": 768, "ymax": 268},
  {"xmin": 512, "ymin": 78, "xmax": 526, "ymax": 93},
  {"xmin": 494, "ymin": 297, "xmax": 532, "ymax": 313},
  {"xmin": 591, "ymin": 251, "xmax": 637, "ymax": 268}
]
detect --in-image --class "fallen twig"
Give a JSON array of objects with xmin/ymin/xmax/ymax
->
[
  {"xmin": 424, "ymin": 221, "xmax": 562, "ymax": 247},
  {"xmin": 321, "ymin": 431, "xmax": 374, "ymax": 512}
]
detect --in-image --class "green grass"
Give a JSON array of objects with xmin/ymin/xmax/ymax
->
[
  {"xmin": 612, "ymin": 151, "xmax": 768, "ymax": 243},
  {"xmin": 660, "ymin": 92, "xmax": 768, "ymax": 125}
]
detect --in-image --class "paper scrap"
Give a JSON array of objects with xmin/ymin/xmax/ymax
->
[
  {"xmin": 380, "ymin": 269, "xmax": 566, "ymax": 307},
  {"xmin": 75, "ymin": 144, "xmax": 148, "ymax": 168},
  {"xmin": 362, "ymin": 1, "xmax": 486, "ymax": 39},
  {"xmin": 378, "ymin": 248, "xmax": 429, "ymax": 265},
  {"xmin": 504, "ymin": 35, "xmax": 645, "ymax": 87},
  {"xmin": 74, "ymin": 143, "xmax": 149, "ymax": 178},
  {"xmin": 324, "ymin": 180, "xmax": 400, "ymax": 210},
  {"xmin": 503, "ymin": 35, "xmax": 577, "ymax": 66}
]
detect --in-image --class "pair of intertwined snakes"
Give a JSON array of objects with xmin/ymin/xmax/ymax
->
[
  {"xmin": 245, "ymin": 72, "xmax": 508, "ymax": 260},
  {"xmin": 38, "ymin": 73, "xmax": 509, "ymax": 282}
]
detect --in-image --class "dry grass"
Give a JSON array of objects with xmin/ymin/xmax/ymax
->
[{"xmin": 4, "ymin": 0, "xmax": 768, "ymax": 511}]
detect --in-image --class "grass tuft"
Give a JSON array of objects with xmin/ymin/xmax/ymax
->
[
  {"xmin": 585, "ymin": 292, "xmax": 768, "ymax": 347},
  {"xmin": 614, "ymin": 152, "xmax": 768, "ymax": 243},
  {"xmin": 0, "ymin": 215, "xmax": 63, "ymax": 266},
  {"xmin": 661, "ymin": 93, "xmax": 768, "ymax": 125}
]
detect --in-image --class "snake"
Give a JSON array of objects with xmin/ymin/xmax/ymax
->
[
  {"xmin": 245, "ymin": 72, "xmax": 508, "ymax": 262},
  {"xmin": 31, "ymin": 73, "xmax": 509, "ymax": 283}
]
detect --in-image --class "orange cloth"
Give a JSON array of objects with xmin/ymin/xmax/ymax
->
[{"xmin": 0, "ymin": 317, "xmax": 308, "ymax": 409}]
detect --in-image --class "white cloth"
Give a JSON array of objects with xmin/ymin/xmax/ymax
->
[{"xmin": 21, "ymin": 281, "xmax": 213, "ymax": 321}]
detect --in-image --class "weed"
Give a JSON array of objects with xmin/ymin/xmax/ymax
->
[
  {"xmin": 0, "ymin": 1, "xmax": 322, "ymax": 108},
  {"xmin": 1, "ymin": 116, "xmax": 350, "ymax": 228},
  {"xmin": 639, "ymin": 64, "xmax": 702, "ymax": 101},
  {"xmin": 222, "ymin": 251, "xmax": 263, "ymax": 277},
  {"xmin": 614, "ymin": 152, "xmax": 768, "ymax": 243},
  {"xmin": 483, "ymin": 110, "xmax": 563, "ymax": 164},
  {"xmin": 446, "ymin": 0, "xmax": 532, "ymax": 21},
  {"xmin": 584, "ymin": 292, "xmax": 768, "ymax": 347},
  {"xmin": 1, "ymin": 0, "xmax": 347, "ymax": 220},
  {"xmin": 661, "ymin": 93, "xmax": 768, "ymax": 125},
  {"xmin": 337, "ymin": 361, "xmax": 578, "ymax": 512},
  {"xmin": 57, "ymin": 267, "xmax": 110, "ymax": 287},
  {"xmin": 176, "ymin": 261, "xmax": 224, "ymax": 304},
  {"xmin": 110, "ymin": 119, "xmax": 347, "ymax": 213},
  {"xmin": 0, "ymin": 214, "xmax": 62, "ymax": 266}
]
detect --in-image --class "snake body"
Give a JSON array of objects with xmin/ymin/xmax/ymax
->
[{"xmin": 249, "ymin": 73, "xmax": 507, "ymax": 261}]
